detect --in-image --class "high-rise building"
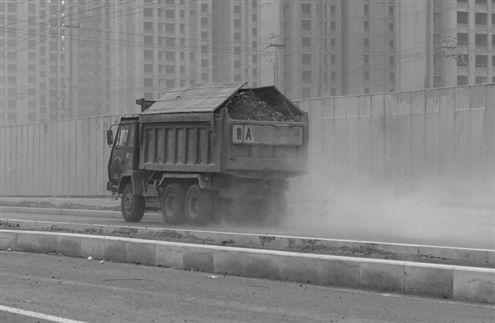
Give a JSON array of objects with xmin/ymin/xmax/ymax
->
[
  {"xmin": 260, "ymin": 0, "xmax": 403, "ymax": 99},
  {"xmin": 110, "ymin": 0, "xmax": 261, "ymax": 115},
  {"xmin": 260, "ymin": 0, "xmax": 342, "ymax": 100},
  {"xmin": 0, "ymin": 0, "xmax": 114, "ymax": 124},
  {"xmin": 432, "ymin": 0, "xmax": 495, "ymax": 87}
]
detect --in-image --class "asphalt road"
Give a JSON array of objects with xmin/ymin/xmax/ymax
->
[
  {"xmin": 1, "ymin": 207, "xmax": 495, "ymax": 249},
  {"xmin": 1, "ymin": 251, "xmax": 494, "ymax": 323}
]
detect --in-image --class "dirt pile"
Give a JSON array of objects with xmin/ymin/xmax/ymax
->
[{"xmin": 226, "ymin": 91, "xmax": 301, "ymax": 122}]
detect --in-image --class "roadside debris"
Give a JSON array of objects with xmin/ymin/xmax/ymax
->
[
  {"xmin": 99, "ymin": 260, "xmax": 105, "ymax": 264},
  {"xmin": 207, "ymin": 275, "xmax": 218, "ymax": 279},
  {"xmin": 87, "ymin": 256, "xmax": 93, "ymax": 260}
]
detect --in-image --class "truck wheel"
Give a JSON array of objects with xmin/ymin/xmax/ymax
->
[
  {"xmin": 184, "ymin": 184, "xmax": 213, "ymax": 225},
  {"xmin": 121, "ymin": 183, "xmax": 145, "ymax": 222},
  {"xmin": 263, "ymin": 192, "xmax": 287, "ymax": 226},
  {"xmin": 160, "ymin": 183, "xmax": 186, "ymax": 224}
]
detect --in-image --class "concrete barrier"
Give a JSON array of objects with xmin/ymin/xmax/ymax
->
[
  {"xmin": 1, "ymin": 229, "xmax": 494, "ymax": 304},
  {"xmin": 2, "ymin": 218, "xmax": 493, "ymax": 268}
]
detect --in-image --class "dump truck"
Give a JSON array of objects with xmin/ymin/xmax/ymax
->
[{"xmin": 106, "ymin": 83, "xmax": 308, "ymax": 225}]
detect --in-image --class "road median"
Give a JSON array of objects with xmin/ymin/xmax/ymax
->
[{"xmin": 1, "ymin": 229, "xmax": 494, "ymax": 304}]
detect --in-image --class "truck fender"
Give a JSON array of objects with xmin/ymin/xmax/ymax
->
[{"xmin": 118, "ymin": 172, "xmax": 145, "ymax": 195}]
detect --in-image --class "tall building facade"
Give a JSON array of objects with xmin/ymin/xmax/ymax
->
[
  {"xmin": 111, "ymin": 0, "xmax": 261, "ymax": 115},
  {"xmin": 433, "ymin": 0, "xmax": 495, "ymax": 87},
  {"xmin": 0, "ymin": 0, "xmax": 113, "ymax": 124},
  {"xmin": 260, "ymin": 0, "xmax": 342, "ymax": 100},
  {"xmin": 260, "ymin": 0, "xmax": 405, "ymax": 99}
]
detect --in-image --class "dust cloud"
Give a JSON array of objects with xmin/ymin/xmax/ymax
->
[{"xmin": 284, "ymin": 172, "xmax": 495, "ymax": 249}]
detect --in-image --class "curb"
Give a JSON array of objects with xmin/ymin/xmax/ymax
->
[
  {"xmin": 2, "ymin": 218, "xmax": 494, "ymax": 268},
  {"xmin": 1, "ymin": 229, "xmax": 494, "ymax": 304}
]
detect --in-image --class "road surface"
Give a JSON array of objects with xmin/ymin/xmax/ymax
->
[
  {"xmin": 1, "ymin": 208, "xmax": 494, "ymax": 249},
  {"xmin": 1, "ymin": 251, "xmax": 494, "ymax": 322}
]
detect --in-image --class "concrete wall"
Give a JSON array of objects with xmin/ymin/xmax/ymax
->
[{"xmin": 1, "ymin": 84, "xmax": 494, "ymax": 197}]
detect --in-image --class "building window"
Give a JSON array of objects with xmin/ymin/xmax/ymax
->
[
  {"xmin": 234, "ymin": 5, "xmax": 240, "ymax": 13},
  {"xmin": 475, "ymin": 0, "xmax": 487, "ymax": 4},
  {"xmin": 434, "ymin": 76, "xmax": 442, "ymax": 87},
  {"xmin": 301, "ymin": 3, "xmax": 311, "ymax": 14},
  {"xmin": 475, "ymin": 76, "xmax": 487, "ymax": 84},
  {"xmin": 475, "ymin": 12, "xmax": 487, "ymax": 25},
  {"xmin": 302, "ymin": 20, "xmax": 311, "ymax": 30},
  {"xmin": 364, "ymin": 55, "xmax": 369, "ymax": 64},
  {"xmin": 364, "ymin": 71, "xmax": 369, "ymax": 80},
  {"xmin": 201, "ymin": 4, "xmax": 208, "ymax": 12},
  {"xmin": 302, "ymin": 54, "xmax": 311, "ymax": 64},
  {"xmin": 165, "ymin": 9, "xmax": 174, "ymax": 18},
  {"xmin": 302, "ymin": 88, "xmax": 311, "ymax": 98},
  {"xmin": 475, "ymin": 55, "xmax": 487, "ymax": 67},
  {"xmin": 457, "ymin": 54, "xmax": 468, "ymax": 66},
  {"xmin": 389, "ymin": 6, "xmax": 394, "ymax": 15},
  {"xmin": 301, "ymin": 37, "xmax": 311, "ymax": 47},
  {"xmin": 331, "ymin": 55, "xmax": 336, "ymax": 65},
  {"xmin": 389, "ymin": 22, "xmax": 394, "ymax": 31},
  {"xmin": 364, "ymin": 38, "xmax": 369, "ymax": 47},
  {"xmin": 457, "ymin": 11, "xmax": 468, "ymax": 24},
  {"xmin": 475, "ymin": 34, "xmax": 487, "ymax": 46},
  {"xmin": 389, "ymin": 39, "xmax": 395, "ymax": 47},
  {"xmin": 364, "ymin": 21, "xmax": 369, "ymax": 30},
  {"xmin": 364, "ymin": 4, "xmax": 369, "ymax": 14},
  {"xmin": 302, "ymin": 71, "xmax": 311, "ymax": 81},
  {"xmin": 144, "ymin": 8, "xmax": 153, "ymax": 17},
  {"xmin": 457, "ymin": 33, "xmax": 468, "ymax": 45}
]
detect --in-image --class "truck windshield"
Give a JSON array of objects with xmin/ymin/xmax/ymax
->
[{"xmin": 116, "ymin": 124, "xmax": 135, "ymax": 147}]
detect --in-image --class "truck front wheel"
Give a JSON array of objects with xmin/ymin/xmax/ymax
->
[
  {"xmin": 160, "ymin": 183, "xmax": 186, "ymax": 224},
  {"xmin": 121, "ymin": 183, "xmax": 145, "ymax": 222},
  {"xmin": 184, "ymin": 184, "xmax": 213, "ymax": 225}
]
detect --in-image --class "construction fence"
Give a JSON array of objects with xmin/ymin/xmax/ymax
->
[{"xmin": 1, "ymin": 84, "xmax": 494, "ymax": 197}]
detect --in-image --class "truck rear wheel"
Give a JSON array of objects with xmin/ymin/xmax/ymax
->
[
  {"xmin": 121, "ymin": 183, "xmax": 145, "ymax": 222},
  {"xmin": 184, "ymin": 184, "xmax": 213, "ymax": 225},
  {"xmin": 160, "ymin": 183, "xmax": 186, "ymax": 224}
]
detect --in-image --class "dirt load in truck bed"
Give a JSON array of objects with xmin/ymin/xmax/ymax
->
[{"xmin": 226, "ymin": 90, "xmax": 302, "ymax": 122}]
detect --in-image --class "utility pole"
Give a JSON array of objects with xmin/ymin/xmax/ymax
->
[
  {"xmin": 265, "ymin": 43, "xmax": 286, "ymax": 87},
  {"xmin": 61, "ymin": 19, "xmax": 79, "ymax": 119}
]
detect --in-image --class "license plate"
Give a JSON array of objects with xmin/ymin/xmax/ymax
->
[{"xmin": 232, "ymin": 124, "xmax": 303, "ymax": 146}]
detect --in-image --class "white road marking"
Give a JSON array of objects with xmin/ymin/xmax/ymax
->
[{"xmin": 0, "ymin": 305, "xmax": 86, "ymax": 323}]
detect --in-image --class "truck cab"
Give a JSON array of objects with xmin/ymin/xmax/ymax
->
[{"xmin": 107, "ymin": 117, "xmax": 139, "ymax": 196}]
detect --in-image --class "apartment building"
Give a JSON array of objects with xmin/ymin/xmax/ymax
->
[{"xmin": 113, "ymin": 0, "xmax": 260, "ymax": 114}]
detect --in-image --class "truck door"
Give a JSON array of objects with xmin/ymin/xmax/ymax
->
[{"xmin": 109, "ymin": 120, "xmax": 139, "ymax": 183}]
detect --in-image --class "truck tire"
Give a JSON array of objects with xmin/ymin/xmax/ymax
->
[
  {"xmin": 160, "ymin": 183, "xmax": 186, "ymax": 224},
  {"xmin": 263, "ymin": 192, "xmax": 287, "ymax": 226},
  {"xmin": 184, "ymin": 184, "xmax": 213, "ymax": 225},
  {"xmin": 121, "ymin": 183, "xmax": 145, "ymax": 222}
]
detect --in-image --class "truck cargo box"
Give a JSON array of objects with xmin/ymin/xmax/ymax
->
[{"xmin": 138, "ymin": 83, "xmax": 307, "ymax": 178}]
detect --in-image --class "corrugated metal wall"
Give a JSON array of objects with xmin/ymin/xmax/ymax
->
[
  {"xmin": 1, "ymin": 84, "xmax": 494, "ymax": 196},
  {"xmin": 0, "ymin": 116, "xmax": 120, "ymax": 196}
]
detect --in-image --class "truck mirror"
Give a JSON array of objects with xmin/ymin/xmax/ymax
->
[{"xmin": 106, "ymin": 129, "xmax": 114, "ymax": 146}]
